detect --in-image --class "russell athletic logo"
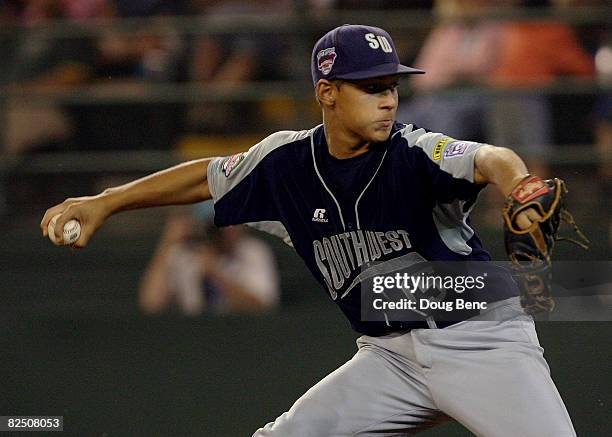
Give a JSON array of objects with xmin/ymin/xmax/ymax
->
[
  {"xmin": 312, "ymin": 209, "xmax": 329, "ymax": 223},
  {"xmin": 317, "ymin": 47, "xmax": 337, "ymax": 75}
]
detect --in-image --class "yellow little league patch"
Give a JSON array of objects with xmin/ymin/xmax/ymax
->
[{"xmin": 432, "ymin": 137, "xmax": 452, "ymax": 161}]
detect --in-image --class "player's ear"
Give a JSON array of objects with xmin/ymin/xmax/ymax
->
[{"xmin": 315, "ymin": 79, "xmax": 337, "ymax": 107}]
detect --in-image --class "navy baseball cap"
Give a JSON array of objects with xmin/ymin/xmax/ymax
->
[{"xmin": 311, "ymin": 24, "xmax": 424, "ymax": 86}]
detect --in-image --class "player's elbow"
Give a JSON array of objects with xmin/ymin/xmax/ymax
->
[
  {"xmin": 474, "ymin": 145, "xmax": 521, "ymax": 182},
  {"xmin": 477, "ymin": 144, "xmax": 511, "ymax": 161}
]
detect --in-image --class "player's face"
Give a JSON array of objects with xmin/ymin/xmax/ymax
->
[{"xmin": 334, "ymin": 75, "xmax": 400, "ymax": 143}]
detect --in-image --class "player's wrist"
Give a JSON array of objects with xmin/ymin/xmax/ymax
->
[
  {"xmin": 96, "ymin": 187, "xmax": 125, "ymax": 216},
  {"xmin": 475, "ymin": 146, "xmax": 530, "ymax": 196},
  {"xmin": 504, "ymin": 173, "xmax": 533, "ymax": 198}
]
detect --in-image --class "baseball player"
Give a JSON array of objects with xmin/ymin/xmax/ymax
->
[{"xmin": 42, "ymin": 25, "xmax": 577, "ymax": 436}]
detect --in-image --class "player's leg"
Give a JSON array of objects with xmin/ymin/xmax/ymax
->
[
  {"xmin": 252, "ymin": 338, "xmax": 449, "ymax": 437},
  {"xmin": 413, "ymin": 298, "xmax": 576, "ymax": 437}
]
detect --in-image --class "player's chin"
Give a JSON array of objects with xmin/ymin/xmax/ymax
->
[{"xmin": 369, "ymin": 126, "xmax": 393, "ymax": 142}]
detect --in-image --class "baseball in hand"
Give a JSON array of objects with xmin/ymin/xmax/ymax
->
[{"xmin": 48, "ymin": 214, "xmax": 81, "ymax": 245}]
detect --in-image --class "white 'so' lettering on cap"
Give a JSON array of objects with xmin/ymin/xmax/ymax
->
[
  {"xmin": 364, "ymin": 33, "xmax": 393, "ymax": 53},
  {"xmin": 311, "ymin": 24, "xmax": 424, "ymax": 86}
]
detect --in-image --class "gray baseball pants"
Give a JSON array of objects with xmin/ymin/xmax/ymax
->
[{"xmin": 253, "ymin": 297, "xmax": 576, "ymax": 436}]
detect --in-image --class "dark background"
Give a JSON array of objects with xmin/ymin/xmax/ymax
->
[{"xmin": 1, "ymin": 214, "xmax": 610, "ymax": 436}]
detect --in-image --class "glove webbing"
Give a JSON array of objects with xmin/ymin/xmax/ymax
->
[{"xmin": 556, "ymin": 209, "xmax": 590, "ymax": 250}]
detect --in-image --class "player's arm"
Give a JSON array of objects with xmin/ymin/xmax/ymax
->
[
  {"xmin": 473, "ymin": 145, "xmax": 541, "ymax": 228},
  {"xmin": 473, "ymin": 145, "xmax": 528, "ymax": 195},
  {"xmin": 40, "ymin": 158, "xmax": 213, "ymax": 247}
]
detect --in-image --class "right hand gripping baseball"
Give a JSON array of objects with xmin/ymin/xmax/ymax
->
[{"xmin": 41, "ymin": 195, "xmax": 111, "ymax": 248}]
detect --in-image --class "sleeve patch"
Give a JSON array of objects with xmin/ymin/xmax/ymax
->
[
  {"xmin": 432, "ymin": 137, "xmax": 452, "ymax": 161},
  {"xmin": 443, "ymin": 141, "xmax": 470, "ymax": 159},
  {"xmin": 221, "ymin": 153, "xmax": 246, "ymax": 177}
]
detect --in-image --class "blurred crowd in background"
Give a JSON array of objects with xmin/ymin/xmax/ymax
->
[
  {"xmin": 0, "ymin": 0, "xmax": 609, "ymax": 314},
  {"xmin": 0, "ymin": 0, "xmax": 609, "ymax": 153}
]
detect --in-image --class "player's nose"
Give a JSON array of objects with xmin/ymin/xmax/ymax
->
[{"xmin": 378, "ymin": 90, "xmax": 398, "ymax": 110}]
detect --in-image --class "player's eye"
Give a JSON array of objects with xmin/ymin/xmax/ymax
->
[
  {"xmin": 364, "ymin": 84, "xmax": 385, "ymax": 93},
  {"xmin": 362, "ymin": 83, "xmax": 399, "ymax": 94}
]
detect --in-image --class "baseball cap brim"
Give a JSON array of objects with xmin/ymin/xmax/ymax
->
[{"xmin": 334, "ymin": 63, "xmax": 424, "ymax": 81}]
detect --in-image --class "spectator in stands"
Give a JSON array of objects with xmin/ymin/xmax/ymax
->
[
  {"xmin": 400, "ymin": 0, "xmax": 594, "ymax": 161},
  {"xmin": 94, "ymin": 0, "xmax": 185, "ymax": 83},
  {"xmin": 185, "ymin": 0, "xmax": 291, "ymax": 133},
  {"xmin": 139, "ymin": 211, "xmax": 280, "ymax": 315},
  {"xmin": 71, "ymin": 2, "xmax": 187, "ymax": 151},
  {"xmin": 487, "ymin": 0, "xmax": 595, "ymax": 172},
  {"xmin": 4, "ymin": 0, "xmax": 98, "ymax": 154},
  {"xmin": 397, "ymin": 0, "xmax": 502, "ymax": 142},
  {"xmin": 592, "ymin": 30, "xmax": 611, "ymax": 246},
  {"xmin": 95, "ymin": 27, "xmax": 184, "ymax": 82}
]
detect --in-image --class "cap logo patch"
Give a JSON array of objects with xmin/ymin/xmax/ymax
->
[{"xmin": 317, "ymin": 47, "xmax": 337, "ymax": 75}]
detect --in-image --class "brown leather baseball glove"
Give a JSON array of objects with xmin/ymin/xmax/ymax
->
[{"xmin": 502, "ymin": 175, "xmax": 589, "ymax": 315}]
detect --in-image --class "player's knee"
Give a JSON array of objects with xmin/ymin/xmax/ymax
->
[{"xmin": 253, "ymin": 400, "xmax": 341, "ymax": 436}]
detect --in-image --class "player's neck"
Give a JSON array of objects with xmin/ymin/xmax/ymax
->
[{"xmin": 323, "ymin": 120, "xmax": 370, "ymax": 160}]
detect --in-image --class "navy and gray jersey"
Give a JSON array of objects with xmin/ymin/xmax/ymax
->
[{"xmin": 207, "ymin": 123, "xmax": 519, "ymax": 336}]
